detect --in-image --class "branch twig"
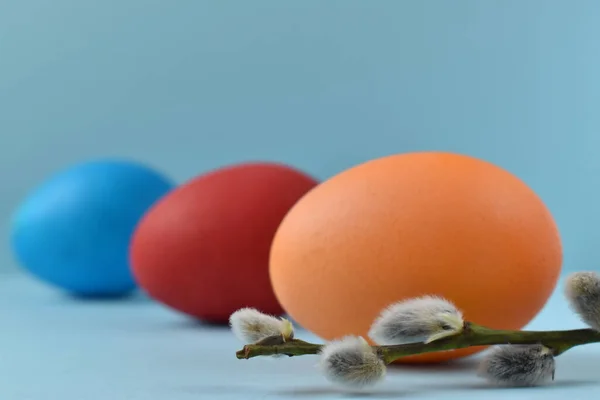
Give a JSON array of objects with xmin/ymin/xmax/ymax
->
[{"xmin": 236, "ymin": 322, "xmax": 600, "ymax": 364}]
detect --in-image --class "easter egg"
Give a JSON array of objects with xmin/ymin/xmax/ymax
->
[
  {"xmin": 129, "ymin": 161, "xmax": 318, "ymax": 323},
  {"xmin": 270, "ymin": 151, "xmax": 562, "ymax": 363},
  {"xmin": 10, "ymin": 159, "xmax": 175, "ymax": 297}
]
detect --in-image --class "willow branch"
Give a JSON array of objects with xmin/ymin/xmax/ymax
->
[{"xmin": 236, "ymin": 322, "xmax": 600, "ymax": 363}]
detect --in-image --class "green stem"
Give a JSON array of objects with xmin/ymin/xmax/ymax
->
[
  {"xmin": 237, "ymin": 339, "xmax": 322, "ymax": 359},
  {"xmin": 235, "ymin": 322, "xmax": 600, "ymax": 363}
]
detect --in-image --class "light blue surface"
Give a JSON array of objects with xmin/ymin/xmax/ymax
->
[
  {"xmin": 3, "ymin": 272, "xmax": 600, "ymax": 399},
  {"xmin": 3, "ymin": 0, "xmax": 600, "ymax": 274}
]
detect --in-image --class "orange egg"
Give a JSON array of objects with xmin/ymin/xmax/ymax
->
[{"xmin": 269, "ymin": 151, "xmax": 562, "ymax": 363}]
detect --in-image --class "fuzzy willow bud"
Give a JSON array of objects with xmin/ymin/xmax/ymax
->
[
  {"xmin": 565, "ymin": 271, "xmax": 600, "ymax": 331},
  {"xmin": 229, "ymin": 308, "xmax": 294, "ymax": 344},
  {"xmin": 318, "ymin": 336, "xmax": 386, "ymax": 388},
  {"xmin": 368, "ymin": 295, "xmax": 464, "ymax": 345},
  {"xmin": 478, "ymin": 345, "xmax": 556, "ymax": 387}
]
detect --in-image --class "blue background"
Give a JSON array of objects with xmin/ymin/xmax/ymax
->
[
  {"xmin": 3, "ymin": 0, "xmax": 600, "ymax": 274},
  {"xmin": 3, "ymin": 2, "xmax": 600, "ymax": 398}
]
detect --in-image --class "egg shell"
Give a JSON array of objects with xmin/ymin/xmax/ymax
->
[
  {"xmin": 270, "ymin": 151, "xmax": 562, "ymax": 363},
  {"xmin": 10, "ymin": 159, "xmax": 175, "ymax": 297},
  {"xmin": 129, "ymin": 161, "xmax": 318, "ymax": 323}
]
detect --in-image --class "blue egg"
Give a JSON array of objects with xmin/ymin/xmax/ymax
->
[{"xmin": 10, "ymin": 159, "xmax": 175, "ymax": 297}]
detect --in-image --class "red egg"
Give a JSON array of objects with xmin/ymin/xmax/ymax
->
[{"xmin": 129, "ymin": 162, "xmax": 318, "ymax": 323}]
